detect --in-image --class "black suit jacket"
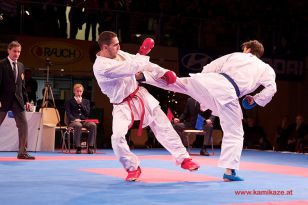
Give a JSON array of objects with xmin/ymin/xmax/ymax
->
[
  {"xmin": 179, "ymin": 97, "xmax": 200, "ymax": 128},
  {"xmin": 64, "ymin": 98, "xmax": 91, "ymax": 123},
  {"xmin": 180, "ymin": 97, "xmax": 215, "ymax": 128},
  {"xmin": 0, "ymin": 58, "xmax": 28, "ymax": 112}
]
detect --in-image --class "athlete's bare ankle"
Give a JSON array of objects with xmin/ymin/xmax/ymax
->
[{"xmin": 225, "ymin": 168, "xmax": 232, "ymax": 175}]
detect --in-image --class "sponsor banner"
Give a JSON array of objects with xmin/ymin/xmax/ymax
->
[
  {"xmin": 14, "ymin": 36, "xmax": 97, "ymax": 75},
  {"xmin": 179, "ymin": 49, "xmax": 305, "ymax": 81},
  {"xmin": 263, "ymin": 57, "xmax": 305, "ymax": 81},
  {"xmin": 1, "ymin": 35, "xmax": 179, "ymax": 77},
  {"xmin": 30, "ymin": 41, "xmax": 83, "ymax": 65},
  {"xmin": 178, "ymin": 49, "xmax": 217, "ymax": 77}
]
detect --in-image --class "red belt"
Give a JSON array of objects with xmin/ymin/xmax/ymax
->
[{"xmin": 115, "ymin": 86, "xmax": 145, "ymax": 136}]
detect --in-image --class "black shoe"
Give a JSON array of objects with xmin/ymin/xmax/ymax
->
[
  {"xmin": 200, "ymin": 149, "xmax": 210, "ymax": 156},
  {"xmin": 87, "ymin": 147, "xmax": 94, "ymax": 154},
  {"xmin": 76, "ymin": 147, "xmax": 82, "ymax": 154},
  {"xmin": 17, "ymin": 153, "xmax": 35, "ymax": 160}
]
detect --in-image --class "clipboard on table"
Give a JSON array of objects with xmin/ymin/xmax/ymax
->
[{"xmin": 195, "ymin": 114, "xmax": 205, "ymax": 130}]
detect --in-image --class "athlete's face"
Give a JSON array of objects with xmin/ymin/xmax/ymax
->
[{"xmin": 105, "ymin": 37, "xmax": 120, "ymax": 59}]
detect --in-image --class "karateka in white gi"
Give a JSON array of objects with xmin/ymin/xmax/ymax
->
[
  {"xmin": 93, "ymin": 31, "xmax": 200, "ymax": 182},
  {"xmin": 142, "ymin": 40, "xmax": 277, "ymax": 181}
]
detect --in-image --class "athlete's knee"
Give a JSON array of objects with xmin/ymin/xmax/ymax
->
[{"xmin": 111, "ymin": 131, "xmax": 128, "ymax": 144}]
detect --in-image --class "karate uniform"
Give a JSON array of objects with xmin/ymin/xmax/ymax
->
[
  {"xmin": 93, "ymin": 50, "xmax": 189, "ymax": 171},
  {"xmin": 144, "ymin": 52, "xmax": 277, "ymax": 170}
]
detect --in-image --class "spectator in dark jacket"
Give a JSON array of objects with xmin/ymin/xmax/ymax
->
[{"xmin": 65, "ymin": 83, "xmax": 97, "ymax": 154}]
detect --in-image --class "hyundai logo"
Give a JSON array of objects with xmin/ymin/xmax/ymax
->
[{"xmin": 181, "ymin": 53, "xmax": 213, "ymax": 71}]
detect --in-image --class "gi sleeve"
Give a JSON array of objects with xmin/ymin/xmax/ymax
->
[
  {"xmin": 95, "ymin": 54, "xmax": 151, "ymax": 79},
  {"xmin": 253, "ymin": 65, "xmax": 277, "ymax": 107}
]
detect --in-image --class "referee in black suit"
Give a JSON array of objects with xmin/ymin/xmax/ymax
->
[{"xmin": 0, "ymin": 41, "xmax": 35, "ymax": 160}]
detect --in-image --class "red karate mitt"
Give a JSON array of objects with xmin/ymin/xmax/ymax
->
[
  {"xmin": 139, "ymin": 38, "xmax": 155, "ymax": 55},
  {"xmin": 161, "ymin": 71, "xmax": 177, "ymax": 85}
]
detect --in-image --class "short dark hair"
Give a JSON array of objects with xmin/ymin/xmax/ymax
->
[
  {"xmin": 8, "ymin": 41, "xmax": 21, "ymax": 50},
  {"xmin": 98, "ymin": 31, "xmax": 117, "ymax": 48},
  {"xmin": 241, "ymin": 40, "xmax": 264, "ymax": 58}
]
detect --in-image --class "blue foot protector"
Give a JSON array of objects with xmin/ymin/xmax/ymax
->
[
  {"xmin": 223, "ymin": 170, "xmax": 244, "ymax": 181},
  {"xmin": 242, "ymin": 97, "xmax": 257, "ymax": 110}
]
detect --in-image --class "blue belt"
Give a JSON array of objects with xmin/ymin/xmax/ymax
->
[{"xmin": 220, "ymin": 73, "xmax": 240, "ymax": 97}]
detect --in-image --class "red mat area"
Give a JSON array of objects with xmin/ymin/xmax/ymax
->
[
  {"xmin": 228, "ymin": 200, "xmax": 308, "ymax": 205},
  {"xmin": 82, "ymin": 168, "xmax": 220, "ymax": 183}
]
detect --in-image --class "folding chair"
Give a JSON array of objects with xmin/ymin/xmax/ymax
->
[
  {"xmin": 38, "ymin": 107, "xmax": 61, "ymax": 151},
  {"xmin": 40, "ymin": 107, "xmax": 60, "ymax": 127},
  {"xmin": 61, "ymin": 112, "xmax": 98, "ymax": 153},
  {"xmin": 183, "ymin": 114, "xmax": 215, "ymax": 155}
]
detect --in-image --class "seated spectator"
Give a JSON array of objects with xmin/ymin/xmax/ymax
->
[
  {"xmin": 199, "ymin": 110, "xmax": 216, "ymax": 156},
  {"xmin": 300, "ymin": 134, "xmax": 308, "ymax": 153},
  {"xmin": 243, "ymin": 118, "xmax": 272, "ymax": 150},
  {"xmin": 274, "ymin": 115, "xmax": 289, "ymax": 151},
  {"xmin": 65, "ymin": 84, "xmax": 97, "ymax": 154},
  {"xmin": 286, "ymin": 115, "xmax": 308, "ymax": 152},
  {"xmin": 173, "ymin": 97, "xmax": 214, "ymax": 156}
]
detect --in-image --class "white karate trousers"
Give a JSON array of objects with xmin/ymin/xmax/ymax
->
[
  {"xmin": 144, "ymin": 73, "xmax": 244, "ymax": 170},
  {"xmin": 111, "ymin": 95, "xmax": 189, "ymax": 171}
]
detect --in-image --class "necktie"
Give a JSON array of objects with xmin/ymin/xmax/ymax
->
[{"xmin": 12, "ymin": 62, "xmax": 17, "ymax": 82}]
